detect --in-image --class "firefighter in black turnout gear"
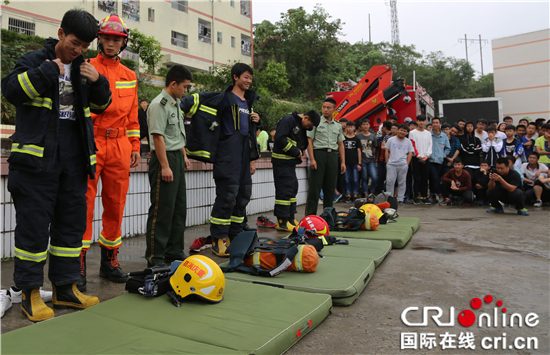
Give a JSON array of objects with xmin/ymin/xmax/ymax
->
[
  {"xmin": 0, "ymin": 9, "xmax": 111, "ymax": 322},
  {"xmin": 210, "ymin": 63, "xmax": 261, "ymax": 257},
  {"xmin": 272, "ymin": 111, "xmax": 321, "ymax": 231}
]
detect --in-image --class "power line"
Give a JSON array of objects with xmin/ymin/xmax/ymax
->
[{"xmin": 458, "ymin": 34, "xmax": 488, "ymax": 75}]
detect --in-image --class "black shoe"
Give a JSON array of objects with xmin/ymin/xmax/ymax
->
[
  {"xmin": 242, "ymin": 224, "xmax": 255, "ymax": 231},
  {"xmin": 413, "ymin": 198, "xmax": 421, "ymax": 205},
  {"xmin": 76, "ymin": 250, "xmax": 86, "ymax": 292},
  {"xmin": 99, "ymin": 247, "xmax": 129, "ymax": 283}
]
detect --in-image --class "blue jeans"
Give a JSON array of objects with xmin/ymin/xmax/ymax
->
[
  {"xmin": 361, "ymin": 161, "xmax": 378, "ymax": 194},
  {"xmin": 345, "ymin": 164, "xmax": 360, "ymax": 195}
]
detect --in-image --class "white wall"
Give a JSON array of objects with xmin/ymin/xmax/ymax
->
[
  {"xmin": 492, "ymin": 29, "xmax": 550, "ymax": 122},
  {"xmin": 0, "ymin": 166, "xmax": 309, "ymax": 258}
]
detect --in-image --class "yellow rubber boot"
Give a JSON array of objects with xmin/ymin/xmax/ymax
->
[
  {"xmin": 276, "ymin": 218, "xmax": 296, "ymax": 232},
  {"xmin": 21, "ymin": 288, "xmax": 54, "ymax": 322},
  {"xmin": 211, "ymin": 238, "xmax": 229, "ymax": 257},
  {"xmin": 52, "ymin": 284, "xmax": 99, "ymax": 310}
]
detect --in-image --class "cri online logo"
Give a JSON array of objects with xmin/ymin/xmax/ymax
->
[{"xmin": 401, "ymin": 295, "xmax": 539, "ymax": 328}]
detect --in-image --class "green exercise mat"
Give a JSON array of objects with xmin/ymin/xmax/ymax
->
[
  {"xmin": 1, "ymin": 280, "xmax": 332, "ymax": 355},
  {"xmin": 320, "ymin": 239, "xmax": 392, "ymax": 268},
  {"xmin": 223, "ymin": 254, "xmax": 376, "ymax": 307},
  {"xmin": 329, "ymin": 217, "xmax": 420, "ymax": 249}
]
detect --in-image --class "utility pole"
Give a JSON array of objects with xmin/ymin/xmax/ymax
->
[
  {"xmin": 369, "ymin": 13, "xmax": 371, "ymax": 43},
  {"xmin": 458, "ymin": 34, "xmax": 488, "ymax": 74},
  {"xmin": 459, "ymin": 34, "xmax": 469, "ymax": 62}
]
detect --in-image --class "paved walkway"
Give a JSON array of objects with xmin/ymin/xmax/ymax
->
[{"xmin": 2, "ymin": 203, "xmax": 549, "ymax": 354}]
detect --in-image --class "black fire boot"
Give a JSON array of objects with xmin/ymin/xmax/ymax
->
[
  {"xmin": 99, "ymin": 247, "xmax": 129, "ymax": 283},
  {"xmin": 76, "ymin": 249, "xmax": 87, "ymax": 292},
  {"xmin": 21, "ymin": 288, "xmax": 54, "ymax": 322},
  {"xmin": 52, "ymin": 283, "xmax": 99, "ymax": 310}
]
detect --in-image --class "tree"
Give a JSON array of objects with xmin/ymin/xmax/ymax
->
[
  {"xmin": 128, "ymin": 29, "xmax": 163, "ymax": 74},
  {"xmin": 255, "ymin": 61, "xmax": 290, "ymax": 95},
  {"xmin": 254, "ymin": 6, "xmax": 346, "ymax": 99}
]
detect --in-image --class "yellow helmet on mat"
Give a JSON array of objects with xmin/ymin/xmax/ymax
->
[
  {"xmin": 170, "ymin": 255, "xmax": 225, "ymax": 303},
  {"xmin": 359, "ymin": 204, "xmax": 384, "ymax": 220}
]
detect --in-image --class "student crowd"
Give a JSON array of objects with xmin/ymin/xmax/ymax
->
[{"xmin": 281, "ymin": 114, "xmax": 549, "ymax": 214}]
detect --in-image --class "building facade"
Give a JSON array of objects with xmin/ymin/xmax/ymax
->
[
  {"xmin": 492, "ymin": 28, "xmax": 550, "ymax": 123},
  {"xmin": 1, "ymin": 0, "xmax": 254, "ymax": 73}
]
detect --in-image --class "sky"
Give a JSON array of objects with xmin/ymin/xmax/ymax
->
[{"xmin": 252, "ymin": 1, "xmax": 550, "ymax": 77}]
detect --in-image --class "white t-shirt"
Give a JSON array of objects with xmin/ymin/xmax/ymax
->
[
  {"xmin": 540, "ymin": 173, "xmax": 550, "ymax": 189},
  {"xmin": 521, "ymin": 162, "xmax": 548, "ymax": 186},
  {"xmin": 496, "ymin": 131, "xmax": 507, "ymax": 140},
  {"xmin": 59, "ymin": 63, "xmax": 75, "ymax": 121},
  {"xmin": 408, "ymin": 129, "xmax": 432, "ymax": 158},
  {"xmin": 475, "ymin": 130, "xmax": 488, "ymax": 142}
]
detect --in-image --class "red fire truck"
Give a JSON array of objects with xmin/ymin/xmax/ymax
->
[{"xmin": 326, "ymin": 65, "xmax": 435, "ymax": 130}]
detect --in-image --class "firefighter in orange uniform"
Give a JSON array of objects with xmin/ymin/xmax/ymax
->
[{"xmin": 78, "ymin": 14, "xmax": 140, "ymax": 290}]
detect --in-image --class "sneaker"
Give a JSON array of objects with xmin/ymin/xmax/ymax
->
[
  {"xmin": 533, "ymin": 200, "xmax": 543, "ymax": 207},
  {"xmin": 478, "ymin": 199, "xmax": 485, "ymax": 206},
  {"xmin": 413, "ymin": 198, "xmax": 421, "ymax": 205},
  {"xmin": 1, "ymin": 291, "xmax": 12, "ymax": 317},
  {"xmin": 486, "ymin": 207, "xmax": 505, "ymax": 214},
  {"xmin": 333, "ymin": 193, "xmax": 342, "ymax": 203},
  {"xmin": 257, "ymin": 216, "xmax": 277, "ymax": 228},
  {"xmin": 403, "ymin": 196, "xmax": 409, "ymax": 204},
  {"xmin": 438, "ymin": 196, "xmax": 445, "ymax": 205},
  {"xmin": 517, "ymin": 208, "xmax": 529, "ymax": 216},
  {"xmin": 189, "ymin": 236, "xmax": 212, "ymax": 253},
  {"xmin": 440, "ymin": 198, "xmax": 452, "ymax": 206},
  {"xmin": 8, "ymin": 287, "xmax": 52, "ymax": 303},
  {"xmin": 345, "ymin": 196, "xmax": 352, "ymax": 203},
  {"xmin": 422, "ymin": 197, "xmax": 432, "ymax": 205}
]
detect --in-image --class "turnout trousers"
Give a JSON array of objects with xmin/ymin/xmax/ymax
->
[
  {"xmin": 305, "ymin": 150, "xmax": 339, "ymax": 216},
  {"xmin": 9, "ymin": 120, "xmax": 87, "ymax": 289},
  {"xmin": 272, "ymin": 160, "xmax": 298, "ymax": 218},
  {"xmin": 210, "ymin": 133, "xmax": 252, "ymax": 240},
  {"xmin": 145, "ymin": 150, "xmax": 187, "ymax": 267},
  {"xmin": 82, "ymin": 132, "xmax": 132, "ymax": 251}
]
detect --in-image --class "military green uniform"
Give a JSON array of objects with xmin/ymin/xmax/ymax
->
[
  {"xmin": 145, "ymin": 89, "xmax": 187, "ymax": 267},
  {"xmin": 305, "ymin": 117, "xmax": 345, "ymax": 215}
]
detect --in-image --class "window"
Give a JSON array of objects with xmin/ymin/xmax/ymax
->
[
  {"xmin": 241, "ymin": 34, "xmax": 251, "ymax": 56},
  {"xmin": 122, "ymin": 0, "xmax": 140, "ymax": 22},
  {"xmin": 148, "ymin": 8, "xmax": 154, "ymax": 22},
  {"xmin": 217, "ymin": 31, "xmax": 223, "ymax": 44},
  {"xmin": 231, "ymin": 36, "xmax": 236, "ymax": 48},
  {"xmin": 171, "ymin": 31, "xmax": 188, "ymax": 49},
  {"xmin": 230, "ymin": 0, "xmax": 235, "ymax": 7},
  {"xmin": 240, "ymin": 1, "xmax": 250, "ymax": 17},
  {"xmin": 172, "ymin": 0, "xmax": 188, "ymax": 12},
  {"xmin": 198, "ymin": 19, "xmax": 211, "ymax": 44},
  {"xmin": 98, "ymin": 0, "xmax": 117, "ymax": 13},
  {"xmin": 8, "ymin": 18, "xmax": 35, "ymax": 36}
]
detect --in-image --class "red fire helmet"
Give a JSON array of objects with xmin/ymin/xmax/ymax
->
[{"xmin": 298, "ymin": 215, "xmax": 330, "ymax": 236}]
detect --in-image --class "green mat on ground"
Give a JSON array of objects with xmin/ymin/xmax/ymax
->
[
  {"xmin": 1, "ymin": 280, "xmax": 332, "ymax": 355},
  {"xmin": 320, "ymin": 239, "xmax": 392, "ymax": 268},
  {"xmin": 223, "ymin": 253, "xmax": 376, "ymax": 307},
  {"xmin": 329, "ymin": 216, "xmax": 420, "ymax": 249}
]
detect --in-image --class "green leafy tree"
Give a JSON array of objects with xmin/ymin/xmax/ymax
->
[
  {"xmin": 255, "ymin": 61, "xmax": 290, "ymax": 96},
  {"xmin": 127, "ymin": 29, "xmax": 163, "ymax": 74},
  {"xmin": 254, "ymin": 6, "xmax": 345, "ymax": 99}
]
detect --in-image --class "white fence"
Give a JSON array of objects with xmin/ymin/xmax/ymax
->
[{"xmin": 0, "ymin": 165, "xmax": 309, "ymax": 258}]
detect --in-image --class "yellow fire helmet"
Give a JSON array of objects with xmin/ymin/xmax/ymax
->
[
  {"xmin": 359, "ymin": 203, "xmax": 384, "ymax": 220},
  {"xmin": 170, "ymin": 255, "xmax": 225, "ymax": 303}
]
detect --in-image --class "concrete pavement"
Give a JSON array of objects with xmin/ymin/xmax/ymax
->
[{"xmin": 1, "ymin": 202, "xmax": 549, "ymax": 354}]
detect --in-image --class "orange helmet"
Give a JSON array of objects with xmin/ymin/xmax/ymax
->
[
  {"xmin": 98, "ymin": 14, "xmax": 129, "ymax": 37},
  {"xmin": 298, "ymin": 215, "xmax": 330, "ymax": 236}
]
